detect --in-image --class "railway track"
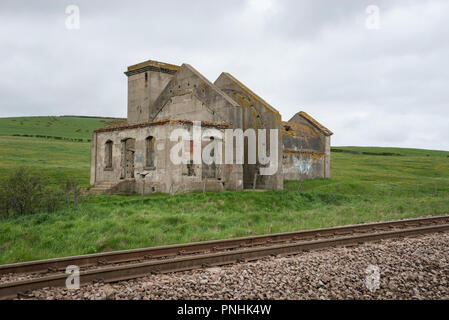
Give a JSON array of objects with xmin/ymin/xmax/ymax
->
[{"xmin": 1, "ymin": 214, "xmax": 449, "ymax": 300}]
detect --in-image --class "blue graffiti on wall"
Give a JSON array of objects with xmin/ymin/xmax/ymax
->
[{"xmin": 293, "ymin": 157, "xmax": 313, "ymax": 175}]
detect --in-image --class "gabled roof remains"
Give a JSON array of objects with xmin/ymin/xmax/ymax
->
[
  {"xmin": 125, "ymin": 59, "xmax": 181, "ymax": 76},
  {"xmin": 149, "ymin": 63, "xmax": 239, "ymax": 123},
  {"xmin": 182, "ymin": 65, "xmax": 240, "ymax": 108},
  {"xmin": 216, "ymin": 72, "xmax": 280, "ymax": 116},
  {"xmin": 288, "ymin": 111, "xmax": 333, "ymax": 136}
]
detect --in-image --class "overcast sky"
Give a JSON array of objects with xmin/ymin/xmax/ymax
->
[{"xmin": 1, "ymin": 0, "xmax": 448, "ymax": 150}]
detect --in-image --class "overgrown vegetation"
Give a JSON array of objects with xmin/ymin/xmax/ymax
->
[{"xmin": 0, "ymin": 168, "xmax": 82, "ymax": 218}]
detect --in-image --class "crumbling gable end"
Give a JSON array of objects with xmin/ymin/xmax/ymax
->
[{"xmin": 149, "ymin": 64, "xmax": 241, "ymax": 128}]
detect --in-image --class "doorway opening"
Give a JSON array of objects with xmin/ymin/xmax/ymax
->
[{"xmin": 121, "ymin": 138, "xmax": 136, "ymax": 179}]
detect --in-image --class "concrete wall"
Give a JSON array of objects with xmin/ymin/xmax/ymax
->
[
  {"xmin": 214, "ymin": 73, "xmax": 283, "ymax": 190},
  {"xmin": 282, "ymin": 151, "xmax": 326, "ymax": 180},
  {"xmin": 150, "ymin": 64, "xmax": 242, "ymax": 129},
  {"xmin": 92, "ymin": 59, "xmax": 333, "ymax": 194},
  {"xmin": 91, "ymin": 121, "xmax": 243, "ymax": 194},
  {"xmin": 155, "ymin": 93, "xmax": 217, "ymax": 123},
  {"xmin": 125, "ymin": 61, "xmax": 180, "ymax": 124},
  {"xmin": 282, "ymin": 115, "xmax": 331, "ymax": 180},
  {"xmin": 324, "ymin": 135, "xmax": 331, "ymax": 179}
]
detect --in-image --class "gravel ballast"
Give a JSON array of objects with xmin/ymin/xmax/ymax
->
[{"xmin": 20, "ymin": 232, "xmax": 449, "ymax": 300}]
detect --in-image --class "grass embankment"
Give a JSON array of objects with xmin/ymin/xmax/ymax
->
[
  {"xmin": 0, "ymin": 117, "xmax": 448, "ymax": 264},
  {"xmin": 0, "ymin": 136, "xmax": 90, "ymax": 185},
  {"xmin": 1, "ymin": 190, "xmax": 448, "ymax": 264},
  {"xmin": 0, "ymin": 116, "xmax": 125, "ymax": 185}
]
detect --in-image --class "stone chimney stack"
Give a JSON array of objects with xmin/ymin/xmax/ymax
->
[{"xmin": 124, "ymin": 60, "xmax": 180, "ymax": 124}]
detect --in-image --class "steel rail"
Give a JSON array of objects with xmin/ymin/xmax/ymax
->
[
  {"xmin": 1, "ymin": 214, "xmax": 448, "ymax": 276},
  {"xmin": 1, "ymin": 222, "xmax": 448, "ymax": 300}
]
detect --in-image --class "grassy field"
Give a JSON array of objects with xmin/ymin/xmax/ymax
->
[
  {"xmin": 306, "ymin": 146, "xmax": 449, "ymax": 197},
  {"xmin": 0, "ymin": 117, "xmax": 448, "ymax": 264},
  {"xmin": 0, "ymin": 116, "xmax": 125, "ymax": 140},
  {"xmin": 0, "ymin": 116, "xmax": 125, "ymax": 185},
  {"xmin": 0, "ymin": 136, "xmax": 90, "ymax": 185}
]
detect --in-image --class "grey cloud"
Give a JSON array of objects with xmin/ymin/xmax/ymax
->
[{"xmin": 0, "ymin": 0, "xmax": 448, "ymax": 150}]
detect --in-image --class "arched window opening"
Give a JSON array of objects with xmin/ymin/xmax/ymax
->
[
  {"xmin": 145, "ymin": 136, "xmax": 155, "ymax": 168},
  {"xmin": 202, "ymin": 136, "xmax": 217, "ymax": 179},
  {"xmin": 105, "ymin": 140, "xmax": 113, "ymax": 169}
]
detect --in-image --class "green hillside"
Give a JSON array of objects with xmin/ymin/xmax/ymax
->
[
  {"xmin": 0, "ymin": 116, "xmax": 125, "ymax": 140},
  {"xmin": 0, "ymin": 116, "xmax": 125, "ymax": 184},
  {"xmin": 333, "ymin": 146, "xmax": 449, "ymax": 158},
  {"xmin": 0, "ymin": 136, "xmax": 90, "ymax": 185},
  {"xmin": 306, "ymin": 146, "xmax": 449, "ymax": 197},
  {"xmin": 0, "ymin": 117, "xmax": 448, "ymax": 264}
]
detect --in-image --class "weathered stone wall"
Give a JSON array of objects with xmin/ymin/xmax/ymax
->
[
  {"xmin": 125, "ymin": 61, "xmax": 180, "ymax": 124},
  {"xmin": 91, "ymin": 121, "xmax": 243, "ymax": 194},
  {"xmin": 91, "ymin": 59, "xmax": 333, "ymax": 194},
  {"xmin": 282, "ymin": 151, "xmax": 326, "ymax": 180},
  {"xmin": 282, "ymin": 113, "xmax": 332, "ymax": 180},
  {"xmin": 151, "ymin": 64, "xmax": 242, "ymax": 129},
  {"xmin": 214, "ymin": 73, "xmax": 283, "ymax": 190}
]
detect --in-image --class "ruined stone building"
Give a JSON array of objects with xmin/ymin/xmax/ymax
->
[
  {"xmin": 282, "ymin": 112, "xmax": 333, "ymax": 181},
  {"xmin": 90, "ymin": 60, "xmax": 332, "ymax": 194}
]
